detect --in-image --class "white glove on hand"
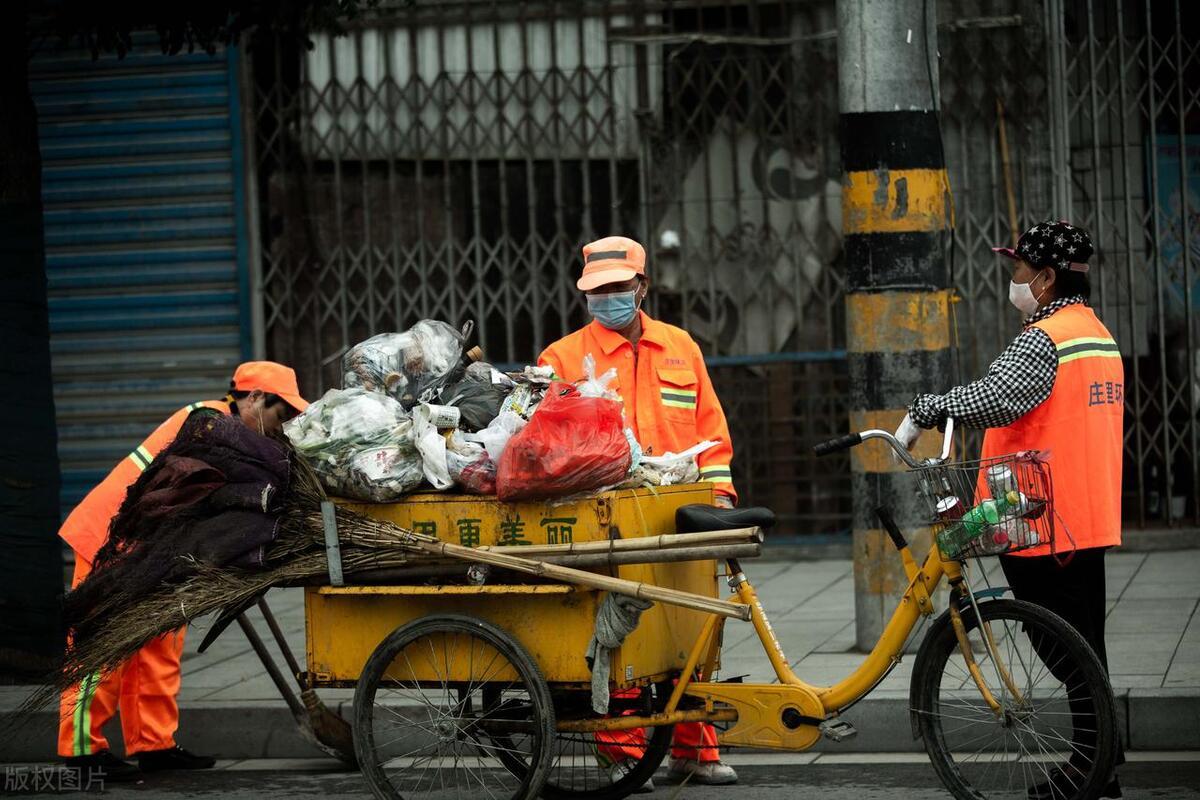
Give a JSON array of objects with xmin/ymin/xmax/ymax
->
[{"xmin": 894, "ymin": 413, "xmax": 923, "ymax": 452}]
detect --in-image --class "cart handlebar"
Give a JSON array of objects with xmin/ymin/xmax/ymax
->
[{"xmin": 813, "ymin": 417, "xmax": 956, "ymax": 469}]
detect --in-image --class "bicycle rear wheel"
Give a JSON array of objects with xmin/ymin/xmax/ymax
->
[{"xmin": 911, "ymin": 598, "xmax": 1118, "ymax": 800}]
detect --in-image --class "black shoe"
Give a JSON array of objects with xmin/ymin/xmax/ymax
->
[
  {"xmin": 1028, "ymin": 764, "xmax": 1119, "ymax": 799},
  {"xmin": 62, "ymin": 749, "xmax": 143, "ymax": 782},
  {"xmin": 137, "ymin": 745, "xmax": 216, "ymax": 772}
]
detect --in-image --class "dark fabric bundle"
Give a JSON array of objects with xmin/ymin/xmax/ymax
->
[{"xmin": 66, "ymin": 412, "xmax": 290, "ymax": 641}]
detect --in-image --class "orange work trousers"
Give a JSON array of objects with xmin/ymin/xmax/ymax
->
[
  {"xmin": 57, "ymin": 554, "xmax": 187, "ymax": 758},
  {"xmin": 595, "ymin": 686, "xmax": 719, "ymax": 765}
]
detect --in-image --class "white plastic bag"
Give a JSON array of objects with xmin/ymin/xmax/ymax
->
[
  {"xmin": 463, "ymin": 408, "xmax": 527, "ymax": 463},
  {"xmin": 621, "ymin": 440, "xmax": 719, "ymax": 489},
  {"xmin": 577, "ymin": 354, "xmax": 620, "ymax": 400},
  {"xmin": 411, "ymin": 404, "xmax": 455, "ymax": 491}
]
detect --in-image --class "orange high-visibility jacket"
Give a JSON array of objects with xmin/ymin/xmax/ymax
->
[
  {"xmin": 980, "ymin": 304, "xmax": 1124, "ymax": 556},
  {"xmin": 539, "ymin": 312, "xmax": 737, "ymax": 503},
  {"xmin": 59, "ymin": 400, "xmax": 232, "ymax": 564}
]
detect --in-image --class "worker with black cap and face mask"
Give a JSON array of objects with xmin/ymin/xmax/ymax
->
[{"xmin": 896, "ymin": 220, "xmax": 1125, "ymax": 800}]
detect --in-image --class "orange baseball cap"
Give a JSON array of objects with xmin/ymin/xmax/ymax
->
[
  {"xmin": 577, "ymin": 236, "xmax": 647, "ymax": 291},
  {"xmin": 232, "ymin": 361, "xmax": 309, "ymax": 413}
]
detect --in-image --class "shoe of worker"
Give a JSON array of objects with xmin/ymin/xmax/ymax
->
[
  {"xmin": 1027, "ymin": 765, "xmax": 1121, "ymax": 799},
  {"xmin": 137, "ymin": 744, "xmax": 217, "ymax": 772},
  {"xmin": 607, "ymin": 760, "xmax": 655, "ymax": 793},
  {"xmin": 667, "ymin": 757, "xmax": 738, "ymax": 785},
  {"xmin": 62, "ymin": 749, "xmax": 142, "ymax": 782}
]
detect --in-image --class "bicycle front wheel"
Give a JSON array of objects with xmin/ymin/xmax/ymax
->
[{"xmin": 911, "ymin": 598, "xmax": 1118, "ymax": 800}]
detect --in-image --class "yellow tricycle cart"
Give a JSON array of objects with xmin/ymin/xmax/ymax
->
[
  {"xmin": 307, "ymin": 483, "xmax": 743, "ymax": 800},
  {"xmin": 305, "ymin": 420, "xmax": 1121, "ymax": 800}
]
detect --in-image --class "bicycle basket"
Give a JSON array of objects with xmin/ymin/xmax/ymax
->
[{"xmin": 914, "ymin": 451, "xmax": 1055, "ymax": 561}]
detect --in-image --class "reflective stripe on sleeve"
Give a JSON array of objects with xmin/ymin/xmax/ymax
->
[
  {"xmin": 699, "ymin": 465, "xmax": 732, "ymax": 483},
  {"xmin": 128, "ymin": 445, "xmax": 153, "ymax": 471}
]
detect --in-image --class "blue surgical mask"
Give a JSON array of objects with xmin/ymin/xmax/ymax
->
[{"xmin": 587, "ymin": 289, "xmax": 641, "ymax": 330}]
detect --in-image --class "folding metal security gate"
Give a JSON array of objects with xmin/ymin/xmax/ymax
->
[{"xmin": 249, "ymin": 0, "xmax": 1198, "ymax": 532}]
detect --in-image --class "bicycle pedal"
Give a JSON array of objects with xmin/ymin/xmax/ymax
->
[{"xmin": 820, "ymin": 719, "xmax": 858, "ymax": 743}]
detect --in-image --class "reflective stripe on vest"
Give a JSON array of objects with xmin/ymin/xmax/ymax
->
[
  {"xmin": 125, "ymin": 400, "xmax": 231, "ymax": 473},
  {"xmin": 1055, "ymin": 335, "xmax": 1120, "ymax": 365}
]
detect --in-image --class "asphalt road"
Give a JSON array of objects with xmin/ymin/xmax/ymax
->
[{"xmin": 5, "ymin": 758, "xmax": 1199, "ymax": 799}]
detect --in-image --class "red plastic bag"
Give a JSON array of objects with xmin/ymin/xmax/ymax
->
[{"xmin": 496, "ymin": 382, "xmax": 631, "ymax": 502}]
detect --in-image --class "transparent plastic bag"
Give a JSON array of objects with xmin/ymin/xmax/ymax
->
[
  {"xmin": 577, "ymin": 354, "xmax": 620, "ymax": 401},
  {"xmin": 464, "ymin": 408, "xmax": 527, "ymax": 463},
  {"xmin": 342, "ymin": 320, "xmax": 471, "ymax": 408},
  {"xmin": 446, "ymin": 432, "xmax": 496, "ymax": 495},
  {"xmin": 284, "ymin": 388, "xmax": 423, "ymax": 500}
]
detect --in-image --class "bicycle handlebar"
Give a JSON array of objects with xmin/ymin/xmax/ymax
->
[
  {"xmin": 811, "ymin": 432, "xmax": 861, "ymax": 457},
  {"xmin": 813, "ymin": 417, "xmax": 957, "ymax": 469}
]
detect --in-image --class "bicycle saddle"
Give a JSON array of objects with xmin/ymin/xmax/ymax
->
[{"xmin": 675, "ymin": 504, "xmax": 776, "ymax": 534}]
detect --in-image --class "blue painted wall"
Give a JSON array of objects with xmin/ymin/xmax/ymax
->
[{"xmin": 30, "ymin": 35, "xmax": 252, "ymax": 515}]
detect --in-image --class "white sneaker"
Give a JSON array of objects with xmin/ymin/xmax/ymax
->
[
  {"xmin": 607, "ymin": 760, "xmax": 655, "ymax": 793},
  {"xmin": 667, "ymin": 757, "xmax": 738, "ymax": 785}
]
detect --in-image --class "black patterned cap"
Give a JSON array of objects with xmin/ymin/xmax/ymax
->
[{"xmin": 992, "ymin": 220, "xmax": 1093, "ymax": 272}]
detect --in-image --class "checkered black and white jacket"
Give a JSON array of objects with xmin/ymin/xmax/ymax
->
[{"xmin": 909, "ymin": 296, "xmax": 1088, "ymax": 430}]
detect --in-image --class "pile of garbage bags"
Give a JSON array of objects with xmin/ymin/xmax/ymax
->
[{"xmin": 284, "ymin": 319, "xmax": 715, "ymax": 503}]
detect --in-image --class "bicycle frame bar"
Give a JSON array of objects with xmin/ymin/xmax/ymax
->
[
  {"xmin": 557, "ymin": 543, "xmax": 964, "ymax": 741},
  {"xmin": 669, "ymin": 541, "xmax": 961, "ymax": 717}
]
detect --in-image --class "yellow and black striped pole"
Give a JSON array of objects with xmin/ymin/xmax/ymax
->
[{"xmin": 837, "ymin": 0, "xmax": 953, "ymax": 648}]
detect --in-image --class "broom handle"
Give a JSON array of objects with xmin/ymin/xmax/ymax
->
[
  {"xmin": 413, "ymin": 538, "xmax": 752, "ymax": 620},
  {"xmin": 479, "ymin": 527, "xmax": 762, "ymax": 557},
  {"xmin": 339, "ymin": 543, "xmax": 761, "ymax": 585},
  {"xmin": 238, "ymin": 615, "xmax": 306, "ymax": 719},
  {"xmin": 257, "ymin": 596, "xmax": 304, "ymax": 681}
]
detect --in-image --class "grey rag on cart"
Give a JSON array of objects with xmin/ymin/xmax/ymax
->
[{"xmin": 584, "ymin": 592, "xmax": 654, "ymax": 714}]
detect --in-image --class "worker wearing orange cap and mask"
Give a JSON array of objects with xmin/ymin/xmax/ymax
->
[
  {"xmin": 57, "ymin": 362, "xmax": 308, "ymax": 781},
  {"xmin": 540, "ymin": 237, "xmax": 738, "ymax": 789}
]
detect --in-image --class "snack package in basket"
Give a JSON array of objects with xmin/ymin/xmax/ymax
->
[
  {"xmin": 283, "ymin": 388, "xmax": 424, "ymax": 500},
  {"xmin": 342, "ymin": 320, "xmax": 471, "ymax": 408},
  {"xmin": 495, "ymin": 382, "xmax": 632, "ymax": 502}
]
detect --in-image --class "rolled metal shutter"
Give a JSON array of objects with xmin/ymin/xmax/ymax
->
[{"xmin": 31, "ymin": 37, "xmax": 251, "ymax": 515}]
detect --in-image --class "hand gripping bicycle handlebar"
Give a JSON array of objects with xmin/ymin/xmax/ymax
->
[{"xmin": 812, "ymin": 418, "xmax": 957, "ymax": 469}]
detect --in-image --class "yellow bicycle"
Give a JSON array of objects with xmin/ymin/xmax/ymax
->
[{"xmin": 345, "ymin": 420, "xmax": 1119, "ymax": 800}]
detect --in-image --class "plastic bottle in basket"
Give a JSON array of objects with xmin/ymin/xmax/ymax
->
[
  {"xmin": 935, "ymin": 495, "xmax": 965, "ymax": 522},
  {"xmin": 985, "ymin": 463, "xmax": 1019, "ymax": 503},
  {"xmin": 938, "ymin": 490, "xmax": 1022, "ymax": 558}
]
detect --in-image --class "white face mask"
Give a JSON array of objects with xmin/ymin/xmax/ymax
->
[{"xmin": 1008, "ymin": 273, "xmax": 1047, "ymax": 315}]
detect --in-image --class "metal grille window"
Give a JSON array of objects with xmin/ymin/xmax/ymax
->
[{"xmin": 249, "ymin": 0, "xmax": 1198, "ymax": 531}]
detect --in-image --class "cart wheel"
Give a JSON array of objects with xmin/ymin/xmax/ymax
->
[
  {"xmin": 486, "ymin": 684, "xmax": 673, "ymax": 800},
  {"xmin": 353, "ymin": 614, "xmax": 555, "ymax": 800}
]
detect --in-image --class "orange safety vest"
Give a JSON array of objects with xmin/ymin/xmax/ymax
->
[
  {"xmin": 538, "ymin": 311, "xmax": 737, "ymax": 503},
  {"xmin": 980, "ymin": 304, "xmax": 1124, "ymax": 556},
  {"xmin": 59, "ymin": 400, "xmax": 233, "ymax": 564}
]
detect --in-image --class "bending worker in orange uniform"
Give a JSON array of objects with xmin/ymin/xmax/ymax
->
[
  {"xmin": 540, "ymin": 236, "xmax": 738, "ymax": 789},
  {"xmin": 58, "ymin": 362, "xmax": 308, "ymax": 781}
]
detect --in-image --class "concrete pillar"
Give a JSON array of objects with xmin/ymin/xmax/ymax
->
[{"xmin": 837, "ymin": 0, "xmax": 954, "ymax": 649}]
